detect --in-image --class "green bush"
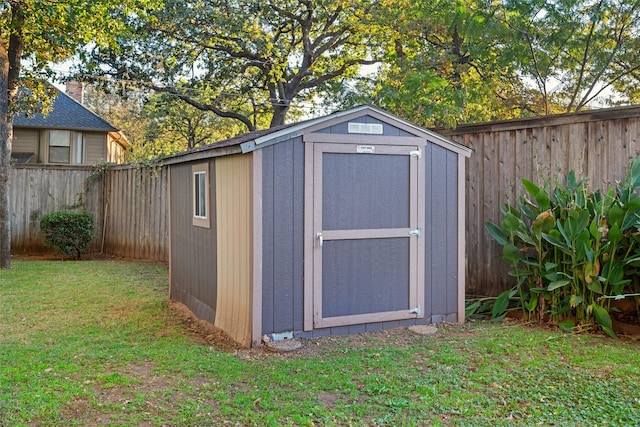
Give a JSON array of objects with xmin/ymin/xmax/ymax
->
[
  {"xmin": 483, "ymin": 157, "xmax": 640, "ymax": 337},
  {"xmin": 40, "ymin": 211, "xmax": 95, "ymax": 259}
]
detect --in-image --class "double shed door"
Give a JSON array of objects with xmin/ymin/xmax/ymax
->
[{"xmin": 304, "ymin": 135, "xmax": 426, "ymax": 330}]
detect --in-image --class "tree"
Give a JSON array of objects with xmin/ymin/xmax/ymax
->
[
  {"xmin": 501, "ymin": 0, "xmax": 640, "ymax": 113},
  {"xmin": 0, "ymin": 0, "xmax": 157, "ymax": 269},
  {"xmin": 351, "ymin": 0, "xmax": 640, "ymax": 128},
  {"xmin": 82, "ymin": 85, "xmax": 259, "ymax": 160},
  {"xmin": 140, "ymin": 91, "xmax": 252, "ymax": 156},
  {"xmin": 78, "ymin": 0, "xmax": 383, "ymax": 131}
]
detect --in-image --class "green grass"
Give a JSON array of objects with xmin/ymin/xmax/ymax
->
[{"xmin": 1, "ymin": 260, "xmax": 640, "ymax": 426}]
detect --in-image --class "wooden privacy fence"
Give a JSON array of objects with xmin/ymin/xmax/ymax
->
[
  {"xmin": 439, "ymin": 105, "xmax": 640, "ymax": 296},
  {"xmin": 10, "ymin": 164, "xmax": 169, "ymax": 262},
  {"xmin": 101, "ymin": 165, "xmax": 169, "ymax": 261},
  {"xmin": 10, "ymin": 165, "xmax": 104, "ymax": 253}
]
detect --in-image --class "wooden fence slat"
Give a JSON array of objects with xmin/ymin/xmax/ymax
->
[{"xmin": 442, "ymin": 112, "xmax": 640, "ymax": 295}]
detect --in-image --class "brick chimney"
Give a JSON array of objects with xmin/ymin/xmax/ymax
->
[{"xmin": 65, "ymin": 80, "xmax": 84, "ymax": 104}]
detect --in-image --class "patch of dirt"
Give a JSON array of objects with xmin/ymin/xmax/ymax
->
[
  {"xmin": 169, "ymin": 299, "xmax": 468, "ymax": 360},
  {"xmin": 169, "ymin": 301, "xmax": 245, "ymax": 352}
]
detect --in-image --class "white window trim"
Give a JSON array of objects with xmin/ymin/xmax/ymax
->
[{"xmin": 192, "ymin": 163, "xmax": 210, "ymax": 228}]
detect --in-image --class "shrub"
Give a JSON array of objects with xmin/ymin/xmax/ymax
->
[
  {"xmin": 40, "ymin": 211, "xmax": 95, "ymax": 259},
  {"xmin": 484, "ymin": 157, "xmax": 640, "ymax": 337}
]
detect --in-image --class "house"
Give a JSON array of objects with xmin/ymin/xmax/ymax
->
[
  {"xmin": 11, "ymin": 84, "xmax": 128, "ymax": 165},
  {"xmin": 164, "ymin": 105, "xmax": 472, "ymax": 347}
]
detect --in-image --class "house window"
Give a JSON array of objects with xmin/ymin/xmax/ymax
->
[
  {"xmin": 49, "ymin": 130, "xmax": 71, "ymax": 163},
  {"xmin": 74, "ymin": 133, "xmax": 84, "ymax": 164},
  {"xmin": 192, "ymin": 163, "xmax": 210, "ymax": 228}
]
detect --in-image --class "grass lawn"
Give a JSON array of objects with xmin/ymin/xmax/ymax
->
[{"xmin": 1, "ymin": 260, "xmax": 640, "ymax": 426}]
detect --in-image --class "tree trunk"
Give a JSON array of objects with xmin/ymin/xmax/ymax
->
[
  {"xmin": 270, "ymin": 103, "xmax": 290, "ymax": 128},
  {"xmin": 0, "ymin": 44, "xmax": 11, "ymax": 269}
]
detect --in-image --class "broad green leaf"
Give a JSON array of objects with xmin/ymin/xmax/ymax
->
[
  {"xmin": 589, "ymin": 217, "xmax": 603, "ymax": 240},
  {"xmin": 542, "ymin": 232, "xmax": 571, "ymax": 251},
  {"xmin": 465, "ymin": 300, "xmax": 480, "ymax": 318},
  {"xmin": 501, "ymin": 213, "xmax": 521, "ymax": 235},
  {"xmin": 515, "ymin": 230, "xmax": 536, "ymax": 246},
  {"xmin": 485, "ymin": 222, "xmax": 509, "ymax": 246},
  {"xmin": 501, "ymin": 244, "xmax": 521, "ymax": 265},
  {"xmin": 548, "ymin": 279, "xmax": 570, "ymax": 291},
  {"xmin": 532, "ymin": 210, "xmax": 555, "ymax": 240},
  {"xmin": 586, "ymin": 280, "xmax": 602, "ymax": 293},
  {"xmin": 608, "ymin": 223, "xmax": 622, "ymax": 243},
  {"xmin": 608, "ymin": 205, "xmax": 624, "ymax": 227},
  {"xmin": 522, "ymin": 178, "xmax": 550, "ymax": 211},
  {"xmin": 491, "ymin": 289, "xmax": 515, "ymax": 318},
  {"xmin": 525, "ymin": 297, "xmax": 538, "ymax": 312},
  {"xmin": 591, "ymin": 304, "xmax": 615, "ymax": 337}
]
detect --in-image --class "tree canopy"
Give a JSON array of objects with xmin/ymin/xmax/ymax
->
[
  {"xmin": 79, "ymin": 0, "xmax": 383, "ymax": 131},
  {"xmin": 338, "ymin": 0, "xmax": 640, "ymax": 128}
]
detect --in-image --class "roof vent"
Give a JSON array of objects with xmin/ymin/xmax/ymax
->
[{"xmin": 348, "ymin": 122, "xmax": 383, "ymax": 135}]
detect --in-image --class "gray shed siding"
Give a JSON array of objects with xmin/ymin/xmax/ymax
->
[
  {"xmin": 261, "ymin": 117, "xmax": 462, "ymax": 339},
  {"xmin": 169, "ymin": 161, "xmax": 218, "ymax": 324},
  {"xmin": 320, "ymin": 115, "xmax": 415, "ymax": 137},
  {"xmin": 261, "ymin": 137, "xmax": 305, "ymax": 336},
  {"xmin": 424, "ymin": 143, "xmax": 459, "ymax": 323}
]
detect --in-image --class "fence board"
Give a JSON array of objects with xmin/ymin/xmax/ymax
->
[
  {"xmin": 102, "ymin": 166, "xmax": 169, "ymax": 261},
  {"xmin": 440, "ymin": 105, "xmax": 640, "ymax": 295}
]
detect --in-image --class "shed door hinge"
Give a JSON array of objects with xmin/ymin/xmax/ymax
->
[
  {"xmin": 409, "ymin": 149, "xmax": 422, "ymax": 158},
  {"xmin": 409, "ymin": 228, "xmax": 422, "ymax": 237}
]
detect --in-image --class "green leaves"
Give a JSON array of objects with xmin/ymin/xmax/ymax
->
[
  {"xmin": 591, "ymin": 304, "xmax": 616, "ymax": 338},
  {"xmin": 522, "ymin": 179, "xmax": 551, "ymax": 211},
  {"xmin": 486, "ymin": 158, "xmax": 640, "ymax": 337}
]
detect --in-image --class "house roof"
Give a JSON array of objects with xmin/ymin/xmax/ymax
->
[
  {"xmin": 161, "ymin": 105, "xmax": 471, "ymax": 165},
  {"xmin": 13, "ymin": 87, "xmax": 119, "ymax": 132}
]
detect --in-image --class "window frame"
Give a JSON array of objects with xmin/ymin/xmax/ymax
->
[
  {"xmin": 192, "ymin": 163, "xmax": 211, "ymax": 228},
  {"xmin": 48, "ymin": 130, "xmax": 85, "ymax": 164},
  {"xmin": 48, "ymin": 130, "xmax": 72, "ymax": 164}
]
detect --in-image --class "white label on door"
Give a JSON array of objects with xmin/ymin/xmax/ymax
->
[{"xmin": 356, "ymin": 145, "xmax": 375, "ymax": 154}]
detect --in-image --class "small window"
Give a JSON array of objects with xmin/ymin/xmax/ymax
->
[
  {"xmin": 192, "ymin": 163, "xmax": 210, "ymax": 228},
  {"xmin": 49, "ymin": 130, "xmax": 71, "ymax": 163},
  {"xmin": 74, "ymin": 133, "xmax": 84, "ymax": 164}
]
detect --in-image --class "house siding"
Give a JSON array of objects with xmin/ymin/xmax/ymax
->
[{"xmin": 169, "ymin": 161, "xmax": 218, "ymax": 324}]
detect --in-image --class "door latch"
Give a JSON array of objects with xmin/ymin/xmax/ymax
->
[
  {"xmin": 409, "ymin": 228, "xmax": 422, "ymax": 237},
  {"xmin": 316, "ymin": 232, "xmax": 323, "ymax": 247}
]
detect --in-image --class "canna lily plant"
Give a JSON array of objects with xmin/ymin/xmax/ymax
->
[{"xmin": 485, "ymin": 157, "xmax": 640, "ymax": 337}]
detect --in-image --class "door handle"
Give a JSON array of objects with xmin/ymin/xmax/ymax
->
[{"xmin": 316, "ymin": 232, "xmax": 323, "ymax": 247}]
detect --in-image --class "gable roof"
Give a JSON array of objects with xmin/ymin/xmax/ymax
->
[
  {"xmin": 162, "ymin": 105, "xmax": 471, "ymax": 165},
  {"xmin": 13, "ymin": 87, "xmax": 118, "ymax": 132}
]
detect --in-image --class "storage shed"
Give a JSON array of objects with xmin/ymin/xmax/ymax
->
[{"xmin": 166, "ymin": 106, "xmax": 472, "ymax": 347}]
